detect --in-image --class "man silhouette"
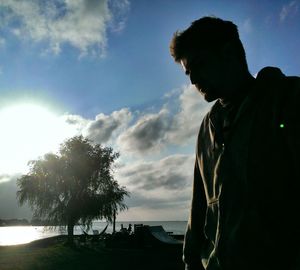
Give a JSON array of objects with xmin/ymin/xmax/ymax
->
[{"xmin": 170, "ymin": 17, "xmax": 300, "ymax": 270}]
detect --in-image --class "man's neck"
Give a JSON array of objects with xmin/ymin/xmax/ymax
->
[{"xmin": 220, "ymin": 73, "xmax": 255, "ymax": 106}]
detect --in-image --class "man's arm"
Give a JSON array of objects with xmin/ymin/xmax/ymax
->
[
  {"xmin": 183, "ymin": 159, "xmax": 207, "ymax": 270},
  {"xmin": 284, "ymin": 77, "xmax": 300, "ymax": 175},
  {"xmin": 284, "ymin": 79, "xmax": 300, "ymax": 269}
]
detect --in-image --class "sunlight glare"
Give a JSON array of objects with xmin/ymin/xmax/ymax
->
[
  {"xmin": 0, "ymin": 226, "xmax": 39, "ymax": 245},
  {"xmin": 0, "ymin": 103, "xmax": 77, "ymax": 174}
]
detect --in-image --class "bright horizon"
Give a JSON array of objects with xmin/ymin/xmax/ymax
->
[{"xmin": 0, "ymin": 0, "xmax": 299, "ymax": 221}]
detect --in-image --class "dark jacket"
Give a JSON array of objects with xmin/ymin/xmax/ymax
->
[{"xmin": 183, "ymin": 67, "xmax": 300, "ymax": 270}]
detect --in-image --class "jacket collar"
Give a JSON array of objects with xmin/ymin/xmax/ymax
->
[{"xmin": 208, "ymin": 67, "xmax": 286, "ymax": 139}]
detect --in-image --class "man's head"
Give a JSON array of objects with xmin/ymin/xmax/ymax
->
[{"xmin": 170, "ymin": 17, "xmax": 250, "ymax": 102}]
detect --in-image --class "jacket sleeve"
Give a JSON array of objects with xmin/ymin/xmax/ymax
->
[{"xmin": 183, "ymin": 158, "xmax": 207, "ymax": 270}]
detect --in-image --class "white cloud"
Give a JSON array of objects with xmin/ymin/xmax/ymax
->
[
  {"xmin": 0, "ymin": 0, "xmax": 130, "ymax": 56},
  {"xmin": 118, "ymin": 154, "xmax": 194, "ymax": 191},
  {"xmin": 117, "ymin": 205, "xmax": 189, "ymax": 221},
  {"xmin": 242, "ymin": 18, "xmax": 252, "ymax": 33},
  {"xmin": 117, "ymin": 84, "xmax": 210, "ymax": 155},
  {"xmin": 0, "ymin": 37, "xmax": 5, "ymax": 47},
  {"xmin": 166, "ymin": 84, "xmax": 210, "ymax": 144},
  {"xmin": 117, "ymin": 108, "xmax": 172, "ymax": 154},
  {"xmin": 63, "ymin": 113, "xmax": 90, "ymax": 131},
  {"xmin": 108, "ymin": 0, "xmax": 130, "ymax": 32},
  {"xmin": 84, "ymin": 108, "xmax": 132, "ymax": 143},
  {"xmin": 62, "ymin": 84, "xmax": 209, "ymax": 156},
  {"xmin": 116, "ymin": 154, "xmax": 194, "ymax": 220},
  {"xmin": 280, "ymin": 1, "xmax": 299, "ymax": 22},
  {"xmin": 63, "ymin": 107, "xmax": 132, "ymax": 145}
]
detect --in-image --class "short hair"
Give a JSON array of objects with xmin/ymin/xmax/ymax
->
[{"xmin": 170, "ymin": 16, "xmax": 247, "ymax": 68}]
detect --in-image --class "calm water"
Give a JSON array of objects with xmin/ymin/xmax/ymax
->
[{"xmin": 0, "ymin": 221, "xmax": 187, "ymax": 246}]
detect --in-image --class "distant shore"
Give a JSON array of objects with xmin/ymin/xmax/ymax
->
[
  {"xmin": 0, "ymin": 218, "xmax": 30, "ymax": 226},
  {"xmin": 0, "ymin": 218, "xmax": 63, "ymax": 227},
  {"xmin": 0, "ymin": 235, "xmax": 184, "ymax": 270}
]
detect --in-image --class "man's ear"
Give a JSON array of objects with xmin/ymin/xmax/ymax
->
[
  {"xmin": 221, "ymin": 41, "xmax": 236, "ymax": 61},
  {"xmin": 221, "ymin": 41, "xmax": 240, "ymax": 66}
]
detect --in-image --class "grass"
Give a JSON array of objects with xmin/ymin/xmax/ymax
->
[{"xmin": 0, "ymin": 236, "xmax": 185, "ymax": 270}]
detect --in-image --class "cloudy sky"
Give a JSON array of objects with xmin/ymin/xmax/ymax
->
[{"xmin": 0, "ymin": 0, "xmax": 299, "ymax": 221}]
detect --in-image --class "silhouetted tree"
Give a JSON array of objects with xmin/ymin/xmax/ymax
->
[{"xmin": 17, "ymin": 136, "xmax": 129, "ymax": 243}]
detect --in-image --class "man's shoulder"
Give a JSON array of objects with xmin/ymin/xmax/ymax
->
[
  {"xmin": 255, "ymin": 66, "xmax": 300, "ymax": 118},
  {"xmin": 256, "ymin": 67, "xmax": 285, "ymax": 80},
  {"xmin": 256, "ymin": 66, "xmax": 300, "ymax": 87},
  {"xmin": 255, "ymin": 66, "xmax": 300, "ymax": 98}
]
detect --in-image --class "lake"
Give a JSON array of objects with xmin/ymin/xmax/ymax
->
[{"xmin": 0, "ymin": 221, "xmax": 187, "ymax": 246}]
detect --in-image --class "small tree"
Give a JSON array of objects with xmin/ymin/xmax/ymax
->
[{"xmin": 17, "ymin": 136, "xmax": 129, "ymax": 243}]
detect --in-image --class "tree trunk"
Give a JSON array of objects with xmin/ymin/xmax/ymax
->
[
  {"xmin": 67, "ymin": 221, "xmax": 75, "ymax": 244},
  {"xmin": 113, "ymin": 209, "xmax": 116, "ymax": 234}
]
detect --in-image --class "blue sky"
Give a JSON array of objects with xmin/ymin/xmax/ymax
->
[{"xmin": 0, "ymin": 0, "xmax": 299, "ymax": 221}]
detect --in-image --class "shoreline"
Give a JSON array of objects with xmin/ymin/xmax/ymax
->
[{"xmin": 0, "ymin": 235, "xmax": 66, "ymax": 248}]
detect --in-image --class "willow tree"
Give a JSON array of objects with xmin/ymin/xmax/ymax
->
[{"xmin": 17, "ymin": 136, "xmax": 129, "ymax": 242}]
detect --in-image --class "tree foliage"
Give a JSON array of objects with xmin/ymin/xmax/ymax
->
[{"xmin": 17, "ymin": 136, "xmax": 129, "ymax": 239}]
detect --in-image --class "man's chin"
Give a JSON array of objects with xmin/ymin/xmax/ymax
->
[
  {"xmin": 196, "ymin": 87, "xmax": 218, "ymax": 102},
  {"xmin": 201, "ymin": 92, "xmax": 218, "ymax": 102}
]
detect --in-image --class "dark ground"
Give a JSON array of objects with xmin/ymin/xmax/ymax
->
[{"xmin": 0, "ymin": 235, "xmax": 185, "ymax": 270}]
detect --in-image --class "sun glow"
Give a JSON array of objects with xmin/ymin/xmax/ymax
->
[{"xmin": 0, "ymin": 103, "xmax": 77, "ymax": 175}]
